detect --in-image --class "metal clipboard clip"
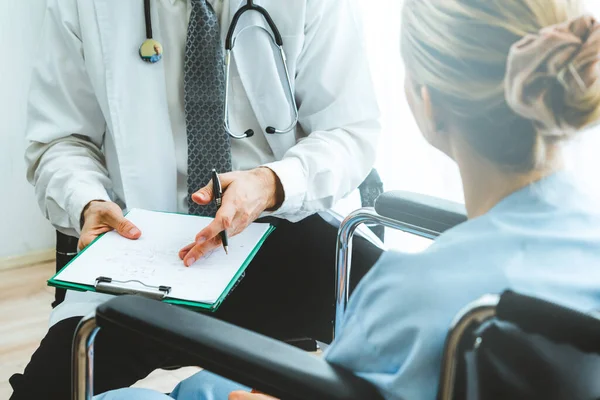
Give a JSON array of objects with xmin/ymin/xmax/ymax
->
[{"xmin": 95, "ymin": 276, "xmax": 171, "ymax": 300}]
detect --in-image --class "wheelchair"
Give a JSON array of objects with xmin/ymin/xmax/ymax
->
[{"xmin": 71, "ymin": 191, "xmax": 600, "ymax": 400}]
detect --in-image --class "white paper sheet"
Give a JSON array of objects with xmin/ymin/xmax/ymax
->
[{"xmin": 54, "ymin": 209, "xmax": 271, "ymax": 304}]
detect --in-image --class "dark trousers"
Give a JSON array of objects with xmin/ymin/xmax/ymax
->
[{"xmin": 9, "ymin": 215, "xmax": 382, "ymax": 399}]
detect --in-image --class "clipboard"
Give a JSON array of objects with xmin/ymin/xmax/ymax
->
[{"xmin": 48, "ymin": 209, "xmax": 275, "ymax": 311}]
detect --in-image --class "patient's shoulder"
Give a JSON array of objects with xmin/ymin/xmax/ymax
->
[
  {"xmin": 348, "ymin": 203, "xmax": 600, "ymax": 336},
  {"xmin": 344, "ymin": 248, "xmax": 480, "ymax": 330},
  {"xmin": 343, "ymin": 220, "xmax": 517, "ymax": 343}
]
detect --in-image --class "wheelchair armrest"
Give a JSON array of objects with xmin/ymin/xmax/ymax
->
[
  {"xmin": 375, "ymin": 191, "xmax": 467, "ymax": 235},
  {"xmin": 96, "ymin": 296, "xmax": 384, "ymax": 400},
  {"xmin": 497, "ymin": 291, "xmax": 600, "ymax": 354}
]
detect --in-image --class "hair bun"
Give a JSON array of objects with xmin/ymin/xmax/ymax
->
[{"xmin": 505, "ymin": 15, "xmax": 600, "ymax": 138}]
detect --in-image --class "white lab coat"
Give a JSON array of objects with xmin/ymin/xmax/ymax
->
[{"xmin": 25, "ymin": 0, "xmax": 381, "ymax": 239}]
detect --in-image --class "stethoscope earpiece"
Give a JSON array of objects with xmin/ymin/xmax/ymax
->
[{"xmin": 266, "ymin": 127, "xmax": 276, "ymax": 134}]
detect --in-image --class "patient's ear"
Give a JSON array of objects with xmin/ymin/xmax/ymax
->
[
  {"xmin": 418, "ymin": 86, "xmax": 453, "ymax": 157},
  {"xmin": 405, "ymin": 77, "xmax": 431, "ymax": 135},
  {"xmin": 405, "ymin": 77, "xmax": 451, "ymax": 155}
]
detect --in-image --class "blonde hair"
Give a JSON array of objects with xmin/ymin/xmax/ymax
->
[{"xmin": 401, "ymin": 0, "xmax": 600, "ymax": 171}]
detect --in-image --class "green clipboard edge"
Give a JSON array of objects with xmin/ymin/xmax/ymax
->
[{"xmin": 48, "ymin": 214, "xmax": 276, "ymax": 312}]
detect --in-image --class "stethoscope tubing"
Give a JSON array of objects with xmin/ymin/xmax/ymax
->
[
  {"xmin": 142, "ymin": 0, "xmax": 298, "ymax": 139},
  {"xmin": 223, "ymin": 24, "xmax": 299, "ymax": 139},
  {"xmin": 225, "ymin": 0, "xmax": 283, "ymax": 50}
]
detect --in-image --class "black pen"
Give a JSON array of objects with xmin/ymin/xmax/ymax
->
[{"xmin": 212, "ymin": 169, "xmax": 229, "ymax": 255}]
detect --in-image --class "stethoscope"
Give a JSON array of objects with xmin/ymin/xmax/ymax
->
[{"xmin": 139, "ymin": 0, "xmax": 299, "ymax": 139}]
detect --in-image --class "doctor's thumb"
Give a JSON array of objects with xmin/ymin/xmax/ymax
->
[
  {"xmin": 192, "ymin": 185, "xmax": 213, "ymax": 205},
  {"xmin": 112, "ymin": 216, "xmax": 142, "ymax": 240}
]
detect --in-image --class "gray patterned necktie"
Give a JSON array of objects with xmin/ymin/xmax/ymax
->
[{"xmin": 185, "ymin": 0, "xmax": 232, "ymax": 216}]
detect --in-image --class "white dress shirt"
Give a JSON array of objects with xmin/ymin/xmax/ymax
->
[{"xmin": 157, "ymin": 0, "xmax": 275, "ymax": 213}]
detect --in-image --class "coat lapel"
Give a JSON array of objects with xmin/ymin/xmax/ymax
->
[{"xmin": 94, "ymin": 0, "xmax": 178, "ymax": 212}]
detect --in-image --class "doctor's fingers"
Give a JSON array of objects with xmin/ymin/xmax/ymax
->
[
  {"xmin": 184, "ymin": 208, "xmax": 258, "ymax": 265},
  {"xmin": 192, "ymin": 182, "xmax": 214, "ymax": 205},
  {"xmin": 99, "ymin": 208, "xmax": 142, "ymax": 239},
  {"xmin": 183, "ymin": 236, "xmax": 222, "ymax": 267},
  {"xmin": 183, "ymin": 208, "xmax": 255, "ymax": 266},
  {"xmin": 184, "ymin": 204, "xmax": 241, "ymax": 266},
  {"xmin": 194, "ymin": 202, "xmax": 238, "ymax": 244},
  {"xmin": 179, "ymin": 240, "xmax": 221, "ymax": 260},
  {"xmin": 229, "ymin": 391, "xmax": 278, "ymax": 400},
  {"xmin": 192, "ymin": 172, "xmax": 238, "ymax": 205},
  {"xmin": 179, "ymin": 242, "xmax": 195, "ymax": 260},
  {"xmin": 78, "ymin": 226, "xmax": 112, "ymax": 251}
]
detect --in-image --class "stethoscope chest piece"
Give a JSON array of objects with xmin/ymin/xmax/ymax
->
[{"xmin": 140, "ymin": 39, "xmax": 163, "ymax": 63}]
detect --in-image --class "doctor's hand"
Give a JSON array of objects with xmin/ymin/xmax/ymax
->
[
  {"xmin": 179, "ymin": 167, "xmax": 284, "ymax": 267},
  {"xmin": 229, "ymin": 391, "xmax": 278, "ymax": 400},
  {"xmin": 78, "ymin": 200, "xmax": 142, "ymax": 251}
]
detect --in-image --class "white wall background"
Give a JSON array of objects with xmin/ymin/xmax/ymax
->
[
  {"xmin": 358, "ymin": 0, "xmax": 464, "ymax": 203},
  {"xmin": 0, "ymin": 0, "xmax": 55, "ymax": 259}
]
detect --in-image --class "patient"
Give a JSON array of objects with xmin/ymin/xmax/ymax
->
[{"xmin": 99, "ymin": 0, "xmax": 600, "ymax": 399}]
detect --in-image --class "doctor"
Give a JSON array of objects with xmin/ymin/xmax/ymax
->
[{"xmin": 10, "ymin": 0, "xmax": 381, "ymax": 398}]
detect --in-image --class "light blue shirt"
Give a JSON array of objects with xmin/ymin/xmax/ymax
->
[
  {"xmin": 325, "ymin": 171, "xmax": 600, "ymax": 399},
  {"xmin": 98, "ymin": 171, "xmax": 600, "ymax": 400}
]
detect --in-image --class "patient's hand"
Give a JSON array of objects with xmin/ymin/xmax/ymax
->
[{"xmin": 228, "ymin": 391, "xmax": 278, "ymax": 400}]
